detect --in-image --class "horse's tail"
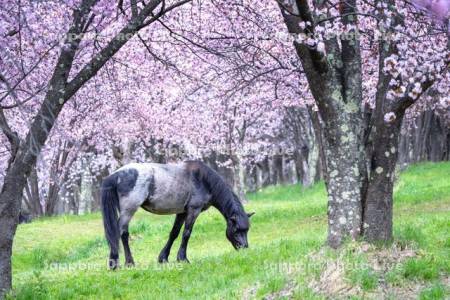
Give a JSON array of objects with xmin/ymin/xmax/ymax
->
[{"xmin": 101, "ymin": 175, "xmax": 120, "ymax": 259}]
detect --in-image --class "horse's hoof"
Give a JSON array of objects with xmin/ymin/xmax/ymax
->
[
  {"xmin": 125, "ymin": 261, "xmax": 135, "ymax": 268},
  {"xmin": 177, "ymin": 257, "xmax": 190, "ymax": 263},
  {"xmin": 109, "ymin": 259, "xmax": 119, "ymax": 270},
  {"xmin": 158, "ymin": 257, "xmax": 169, "ymax": 264}
]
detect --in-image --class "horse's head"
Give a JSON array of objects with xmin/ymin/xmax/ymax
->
[{"xmin": 226, "ymin": 211, "xmax": 254, "ymax": 250}]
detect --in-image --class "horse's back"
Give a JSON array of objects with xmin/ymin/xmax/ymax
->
[{"xmin": 115, "ymin": 162, "xmax": 193, "ymax": 215}]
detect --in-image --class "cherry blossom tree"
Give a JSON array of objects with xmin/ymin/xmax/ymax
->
[
  {"xmin": 0, "ymin": 0, "xmax": 192, "ymax": 295},
  {"xmin": 276, "ymin": 0, "xmax": 449, "ymax": 246}
]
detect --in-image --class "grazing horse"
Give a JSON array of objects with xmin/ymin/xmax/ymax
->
[{"xmin": 101, "ymin": 160, "xmax": 254, "ymax": 269}]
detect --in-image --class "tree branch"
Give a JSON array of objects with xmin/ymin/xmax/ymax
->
[{"xmin": 65, "ymin": 0, "xmax": 191, "ymax": 99}]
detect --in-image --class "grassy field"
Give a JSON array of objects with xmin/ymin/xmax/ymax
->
[{"xmin": 8, "ymin": 162, "xmax": 450, "ymax": 299}]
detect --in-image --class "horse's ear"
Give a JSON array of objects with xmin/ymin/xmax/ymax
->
[{"xmin": 247, "ymin": 212, "xmax": 255, "ymax": 218}]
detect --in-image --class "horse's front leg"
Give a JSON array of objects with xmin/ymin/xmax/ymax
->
[
  {"xmin": 158, "ymin": 213, "xmax": 186, "ymax": 263},
  {"xmin": 177, "ymin": 208, "xmax": 201, "ymax": 263}
]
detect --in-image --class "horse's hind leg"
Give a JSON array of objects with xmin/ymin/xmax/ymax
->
[
  {"xmin": 119, "ymin": 208, "xmax": 137, "ymax": 267},
  {"xmin": 158, "ymin": 213, "xmax": 186, "ymax": 263}
]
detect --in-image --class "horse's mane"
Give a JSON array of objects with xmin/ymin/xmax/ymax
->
[{"xmin": 185, "ymin": 161, "xmax": 245, "ymax": 218}]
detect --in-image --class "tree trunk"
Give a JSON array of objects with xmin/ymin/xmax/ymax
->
[
  {"xmin": 362, "ymin": 117, "xmax": 403, "ymax": 241},
  {"xmin": 293, "ymin": 149, "xmax": 305, "ymax": 184},
  {"xmin": 68, "ymin": 176, "xmax": 82, "ymax": 215},
  {"xmin": 320, "ymin": 112, "xmax": 366, "ymax": 248},
  {"xmin": 398, "ymin": 110, "xmax": 450, "ymax": 165},
  {"xmin": 257, "ymin": 156, "xmax": 271, "ymax": 188},
  {"xmin": 230, "ymin": 154, "xmax": 247, "ymax": 202},
  {"xmin": 0, "ymin": 162, "xmax": 28, "ymax": 296},
  {"xmin": 0, "ymin": 2, "xmax": 94, "ymax": 293},
  {"xmin": 23, "ymin": 166, "xmax": 43, "ymax": 217},
  {"xmin": 244, "ymin": 161, "xmax": 257, "ymax": 193},
  {"xmin": 271, "ymin": 154, "xmax": 283, "ymax": 185},
  {"xmin": 91, "ymin": 167, "xmax": 109, "ymax": 212}
]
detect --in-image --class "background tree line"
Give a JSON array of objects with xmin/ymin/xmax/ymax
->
[{"xmin": 19, "ymin": 106, "xmax": 449, "ymax": 219}]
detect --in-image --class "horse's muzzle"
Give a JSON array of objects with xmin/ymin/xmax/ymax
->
[{"xmin": 235, "ymin": 243, "xmax": 248, "ymax": 250}]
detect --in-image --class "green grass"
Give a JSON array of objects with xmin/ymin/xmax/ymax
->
[
  {"xmin": 419, "ymin": 283, "xmax": 448, "ymax": 300},
  {"xmin": 348, "ymin": 267, "xmax": 379, "ymax": 291},
  {"xmin": 9, "ymin": 162, "xmax": 450, "ymax": 299}
]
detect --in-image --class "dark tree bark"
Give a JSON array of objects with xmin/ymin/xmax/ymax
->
[
  {"xmin": 365, "ymin": 108, "xmax": 449, "ymax": 240},
  {"xmin": 244, "ymin": 161, "xmax": 258, "ymax": 193},
  {"xmin": 271, "ymin": 153, "xmax": 284, "ymax": 185},
  {"xmin": 23, "ymin": 166, "xmax": 43, "ymax": 217},
  {"xmin": 256, "ymin": 156, "xmax": 271, "ymax": 188},
  {"xmin": 398, "ymin": 110, "xmax": 450, "ymax": 165},
  {"xmin": 283, "ymin": 106, "xmax": 321, "ymax": 186},
  {"xmin": 45, "ymin": 148, "xmax": 64, "ymax": 216},
  {"xmin": 44, "ymin": 141, "xmax": 82, "ymax": 216},
  {"xmin": 363, "ymin": 116, "xmax": 403, "ymax": 241},
  {"xmin": 0, "ymin": 162, "xmax": 28, "ymax": 297},
  {"xmin": 90, "ymin": 166, "xmax": 109, "ymax": 212},
  {"xmin": 67, "ymin": 176, "xmax": 82, "ymax": 215}
]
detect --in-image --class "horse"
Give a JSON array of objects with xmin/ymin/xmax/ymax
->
[{"xmin": 101, "ymin": 160, "xmax": 254, "ymax": 269}]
